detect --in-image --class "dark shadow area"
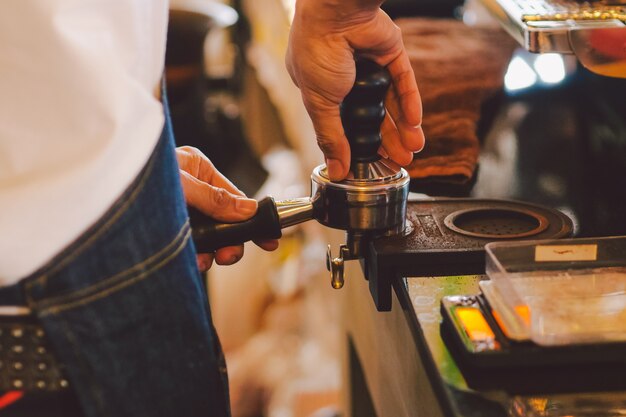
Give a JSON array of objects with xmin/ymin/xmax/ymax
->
[
  {"xmin": 165, "ymin": 8, "xmax": 268, "ymax": 197},
  {"xmin": 347, "ymin": 337, "xmax": 378, "ymax": 417},
  {"xmin": 382, "ymin": 0, "xmax": 464, "ymax": 18},
  {"xmin": 472, "ymin": 65, "xmax": 626, "ymax": 237}
]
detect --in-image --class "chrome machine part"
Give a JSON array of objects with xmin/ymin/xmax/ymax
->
[
  {"xmin": 478, "ymin": 0, "xmax": 626, "ymax": 78},
  {"xmin": 275, "ymin": 197, "xmax": 314, "ymax": 228},
  {"xmin": 316, "ymin": 162, "xmax": 410, "ymax": 288},
  {"xmin": 311, "ymin": 163, "xmax": 410, "ymax": 235}
]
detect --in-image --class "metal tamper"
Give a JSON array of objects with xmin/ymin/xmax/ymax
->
[{"xmin": 189, "ymin": 58, "xmax": 410, "ymax": 289}]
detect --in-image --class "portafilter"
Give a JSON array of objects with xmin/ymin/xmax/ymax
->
[{"xmin": 189, "ymin": 59, "xmax": 410, "ymax": 289}]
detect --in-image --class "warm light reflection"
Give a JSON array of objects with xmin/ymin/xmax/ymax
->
[
  {"xmin": 534, "ymin": 53, "xmax": 566, "ymax": 84},
  {"xmin": 282, "ymin": 0, "xmax": 296, "ymax": 21},
  {"xmin": 515, "ymin": 304, "xmax": 531, "ymax": 326},
  {"xmin": 456, "ymin": 307, "xmax": 496, "ymax": 341},
  {"xmin": 505, "ymin": 56, "xmax": 538, "ymax": 91}
]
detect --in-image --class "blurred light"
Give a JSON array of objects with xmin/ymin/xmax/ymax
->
[
  {"xmin": 463, "ymin": 10, "xmax": 478, "ymax": 26},
  {"xmin": 505, "ymin": 56, "xmax": 538, "ymax": 91},
  {"xmin": 534, "ymin": 53, "xmax": 566, "ymax": 84}
]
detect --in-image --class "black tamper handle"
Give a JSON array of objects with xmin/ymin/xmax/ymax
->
[
  {"xmin": 340, "ymin": 58, "xmax": 391, "ymax": 179},
  {"xmin": 189, "ymin": 196, "xmax": 282, "ymax": 253}
]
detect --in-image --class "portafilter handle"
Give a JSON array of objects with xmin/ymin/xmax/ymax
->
[
  {"xmin": 189, "ymin": 197, "xmax": 313, "ymax": 253},
  {"xmin": 341, "ymin": 58, "xmax": 391, "ymax": 179}
]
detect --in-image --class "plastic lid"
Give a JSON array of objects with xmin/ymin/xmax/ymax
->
[{"xmin": 485, "ymin": 236, "xmax": 626, "ymax": 346}]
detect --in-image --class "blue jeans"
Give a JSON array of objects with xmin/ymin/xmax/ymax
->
[{"xmin": 13, "ymin": 103, "xmax": 231, "ymax": 416}]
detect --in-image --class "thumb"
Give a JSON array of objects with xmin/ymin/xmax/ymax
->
[{"xmin": 180, "ymin": 170, "xmax": 258, "ymax": 222}]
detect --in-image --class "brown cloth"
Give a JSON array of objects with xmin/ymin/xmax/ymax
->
[{"xmin": 396, "ymin": 18, "xmax": 518, "ymax": 193}]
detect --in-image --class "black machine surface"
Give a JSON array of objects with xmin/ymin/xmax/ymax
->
[{"xmin": 364, "ymin": 198, "xmax": 572, "ymax": 310}]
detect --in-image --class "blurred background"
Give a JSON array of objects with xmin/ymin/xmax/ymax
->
[{"xmin": 166, "ymin": 2, "xmax": 349, "ymax": 416}]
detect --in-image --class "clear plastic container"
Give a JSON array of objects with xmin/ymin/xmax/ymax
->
[{"xmin": 485, "ymin": 236, "xmax": 626, "ymax": 346}]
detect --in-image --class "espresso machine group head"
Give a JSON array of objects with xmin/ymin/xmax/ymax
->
[{"xmin": 190, "ymin": 58, "xmax": 410, "ymax": 289}]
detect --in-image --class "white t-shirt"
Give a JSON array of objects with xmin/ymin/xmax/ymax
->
[{"xmin": 0, "ymin": 1, "xmax": 169, "ymax": 285}]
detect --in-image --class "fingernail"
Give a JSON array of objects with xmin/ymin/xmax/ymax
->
[
  {"xmin": 235, "ymin": 198, "xmax": 257, "ymax": 215},
  {"xmin": 326, "ymin": 159, "xmax": 344, "ymax": 180}
]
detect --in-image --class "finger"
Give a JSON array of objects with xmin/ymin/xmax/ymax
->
[
  {"xmin": 302, "ymin": 90, "xmax": 351, "ymax": 181},
  {"xmin": 380, "ymin": 112, "xmax": 414, "ymax": 166},
  {"xmin": 385, "ymin": 87, "xmax": 425, "ymax": 153},
  {"xmin": 176, "ymin": 146, "xmax": 245, "ymax": 197},
  {"xmin": 197, "ymin": 253, "xmax": 214, "ymax": 272},
  {"xmin": 215, "ymin": 245, "xmax": 245, "ymax": 266},
  {"xmin": 179, "ymin": 170, "xmax": 258, "ymax": 222},
  {"xmin": 253, "ymin": 239, "xmax": 279, "ymax": 252},
  {"xmin": 386, "ymin": 51, "xmax": 422, "ymax": 129}
]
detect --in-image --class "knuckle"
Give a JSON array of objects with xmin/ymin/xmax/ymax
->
[
  {"xmin": 210, "ymin": 187, "xmax": 232, "ymax": 209},
  {"xmin": 316, "ymin": 136, "xmax": 337, "ymax": 155},
  {"xmin": 185, "ymin": 146, "xmax": 203, "ymax": 156},
  {"xmin": 188, "ymin": 147, "xmax": 205, "ymax": 165},
  {"xmin": 178, "ymin": 146, "xmax": 203, "ymax": 160},
  {"xmin": 183, "ymin": 147, "xmax": 213, "ymax": 175},
  {"xmin": 177, "ymin": 145, "xmax": 193, "ymax": 153}
]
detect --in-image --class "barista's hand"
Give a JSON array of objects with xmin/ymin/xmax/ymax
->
[
  {"xmin": 176, "ymin": 146, "xmax": 279, "ymax": 272},
  {"xmin": 286, "ymin": 0, "xmax": 425, "ymax": 181}
]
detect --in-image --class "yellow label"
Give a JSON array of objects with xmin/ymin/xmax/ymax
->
[{"xmin": 535, "ymin": 244, "xmax": 598, "ymax": 262}]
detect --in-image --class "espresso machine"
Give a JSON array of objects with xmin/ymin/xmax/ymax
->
[{"xmin": 190, "ymin": 58, "xmax": 573, "ymax": 311}]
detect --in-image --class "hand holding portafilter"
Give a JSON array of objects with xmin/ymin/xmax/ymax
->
[{"xmin": 189, "ymin": 59, "xmax": 410, "ymax": 287}]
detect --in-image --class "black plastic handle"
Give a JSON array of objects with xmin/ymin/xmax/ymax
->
[
  {"xmin": 189, "ymin": 196, "xmax": 282, "ymax": 253},
  {"xmin": 340, "ymin": 59, "xmax": 391, "ymax": 175}
]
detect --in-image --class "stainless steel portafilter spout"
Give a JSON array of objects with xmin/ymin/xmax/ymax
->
[{"xmin": 189, "ymin": 59, "xmax": 410, "ymax": 289}]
